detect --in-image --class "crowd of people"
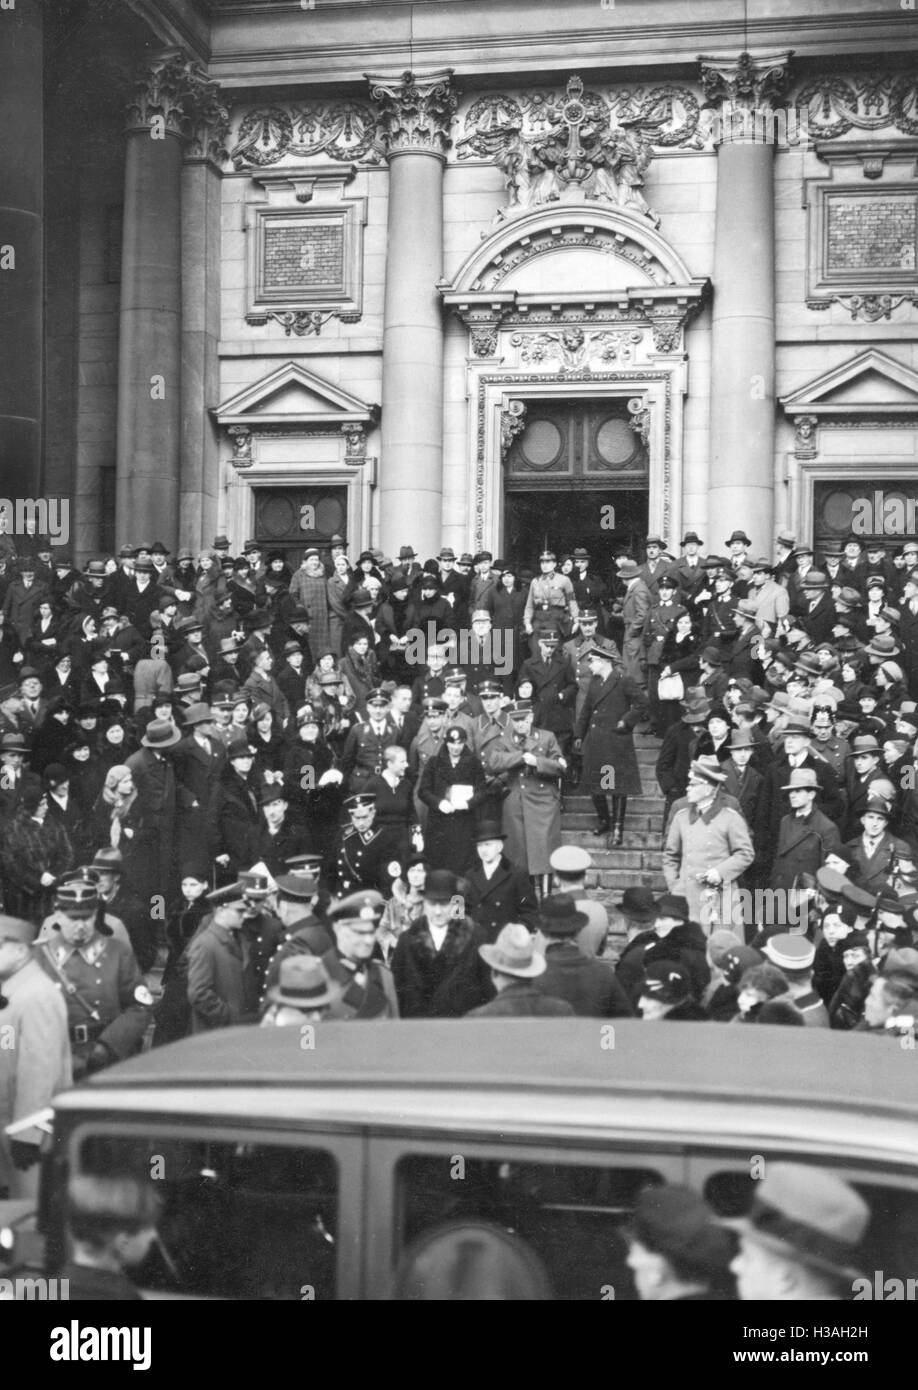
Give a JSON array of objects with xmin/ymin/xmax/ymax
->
[{"xmin": 1, "ymin": 522, "xmax": 917, "ymax": 1213}]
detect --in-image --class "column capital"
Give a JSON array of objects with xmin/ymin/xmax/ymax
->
[
  {"xmin": 125, "ymin": 47, "xmax": 228, "ymax": 162},
  {"xmin": 366, "ymin": 69, "xmax": 456, "ymax": 160},
  {"xmin": 699, "ymin": 51, "xmax": 792, "ymax": 144}
]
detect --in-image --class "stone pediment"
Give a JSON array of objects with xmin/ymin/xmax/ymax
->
[
  {"xmin": 214, "ymin": 362, "xmax": 379, "ymax": 428},
  {"xmin": 780, "ymin": 349, "xmax": 918, "ymax": 418}
]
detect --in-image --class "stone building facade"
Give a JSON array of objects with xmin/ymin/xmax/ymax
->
[{"xmin": 6, "ymin": 0, "xmax": 918, "ymax": 565}]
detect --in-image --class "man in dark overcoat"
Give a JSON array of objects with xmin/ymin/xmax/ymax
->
[
  {"xmin": 574, "ymin": 646, "xmax": 646, "ymax": 843},
  {"xmin": 391, "ymin": 869, "xmax": 493, "ymax": 1017}
]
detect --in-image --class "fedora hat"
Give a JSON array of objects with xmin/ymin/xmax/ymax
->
[
  {"xmin": 181, "ymin": 702, "xmax": 213, "ymax": 727},
  {"xmin": 688, "ymin": 755, "xmax": 727, "ymax": 785},
  {"xmin": 267, "ymin": 955, "xmax": 343, "ymax": 1011},
  {"xmin": 218, "ymin": 636, "xmax": 242, "ymax": 656},
  {"xmin": 782, "ymin": 767, "xmax": 819, "ymax": 791},
  {"xmin": 848, "ymin": 734, "xmax": 882, "ymax": 757},
  {"xmin": 141, "ymin": 718, "xmax": 181, "ymax": 749},
  {"xmin": 725, "ymin": 529, "xmax": 751, "ymax": 546},
  {"xmin": 618, "ymin": 559, "xmax": 640, "ymax": 580},
  {"xmin": 751, "ymin": 556, "xmax": 774, "ymax": 573},
  {"xmin": 479, "ymin": 922, "xmax": 546, "ymax": 979},
  {"xmin": 680, "ymin": 531, "xmax": 703, "ymax": 546},
  {"xmin": 88, "ymin": 847, "xmax": 124, "ymax": 875},
  {"xmin": 865, "ymin": 635, "xmax": 901, "ymax": 660},
  {"xmin": 800, "ymin": 571, "xmax": 828, "ymax": 589},
  {"xmin": 681, "ymin": 702, "xmax": 712, "ymax": 725},
  {"xmin": 536, "ymin": 893, "xmax": 590, "ymax": 938},
  {"xmin": 723, "ymin": 1163, "xmax": 868, "ymax": 1281},
  {"xmin": 727, "ymin": 726, "xmax": 757, "ymax": 751}
]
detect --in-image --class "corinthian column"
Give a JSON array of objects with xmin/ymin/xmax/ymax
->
[
  {"xmin": 701, "ymin": 52, "xmax": 791, "ymax": 555},
  {"xmin": 0, "ymin": 0, "xmax": 43, "ymax": 500},
  {"xmin": 116, "ymin": 50, "xmax": 213, "ymax": 550},
  {"xmin": 181, "ymin": 83, "xmax": 229, "ymax": 551},
  {"xmin": 367, "ymin": 70, "xmax": 456, "ymax": 557}
]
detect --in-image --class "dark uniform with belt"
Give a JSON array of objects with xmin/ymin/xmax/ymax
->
[
  {"xmin": 37, "ymin": 879, "xmax": 152, "ymax": 1081},
  {"xmin": 322, "ymin": 795, "xmax": 394, "ymax": 895},
  {"xmin": 338, "ymin": 690, "xmax": 399, "ymax": 794}
]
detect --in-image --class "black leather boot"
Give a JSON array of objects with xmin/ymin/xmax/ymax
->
[
  {"xmin": 611, "ymin": 795, "xmax": 627, "ymax": 846},
  {"xmin": 591, "ymin": 795, "xmax": 611, "ymax": 836}
]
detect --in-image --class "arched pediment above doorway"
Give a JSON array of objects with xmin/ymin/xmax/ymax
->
[
  {"xmin": 443, "ymin": 205, "xmax": 702, "ymax": 297},
  {"xmin": 441, "ymin": 207, "xmax": 709, "ymax": 360}
]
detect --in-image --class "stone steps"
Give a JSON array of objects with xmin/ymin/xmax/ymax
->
[{"xmin": 560, "ymin": 732, "xmax": 667, "ymax": 914}]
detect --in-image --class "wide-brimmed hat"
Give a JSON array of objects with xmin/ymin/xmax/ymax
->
[
  {"xmin": 681, "ymin": 532, "xmax": 703, "ymax": 546},
  {"xmin": 479, "ymin": 922, "xmax": 546, "ymax": 978},
  {"xmin": 722, "ymin": 1163, "xmax": 868, "ymax": 1281},
  {"xmin": 725, "ymin": 530, "xmax": 751, "ymax": 546},
  {"xmin": 536, "ymin": 893, "xmax": 590, "ymax": 938},
  {"xmin": 618, "ymin": 559, "xmax": 641, "ymax": 580},
  {"xmin": 141, "ymin": 718, "xmax": 181, "ymax": 749},
  {"xmin": 865, "ymin": 635, "xmax": 901, "ymax": 660},
  {"xmin": 268, "ymin": 955, "xmax": 343, "ymax": 1011},
  {"xmin": 681, "ymin": 701, "xmax": 712, "ymax": 725},
  {"xmin": 726, "ymin": 727, "xmax": 757, "ymax": 751}
]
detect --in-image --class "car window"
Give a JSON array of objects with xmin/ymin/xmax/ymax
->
[
  {"xmin": 702, "ymin": 1167, "xmax": 918, "ymax": 1283},
  {"xmin": 71, "ymin": 1132, "xmax": 338, "ymax": 1300},
  {"xmin": 396, "ymin": 1154, "xmax": 665, "ymax": 1300}
]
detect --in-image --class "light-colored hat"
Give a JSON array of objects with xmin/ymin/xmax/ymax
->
[
  {"xmin": 724, "ymin": 1163, "xmax": 869, "ymax": 1280},
  {"xmin": 479, "ymin": 922, "xmax": 546, "ymax": 979},
  {"xmin": 268, "ymin": 955, "xmax": 343, "ymax": 1011},
  {"xmin": 782, "ymin": 767, "xmax": 819, "ymax": 791}
]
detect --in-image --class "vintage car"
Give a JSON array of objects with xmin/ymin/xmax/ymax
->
[{"xmin": 2, "ymin": 1019, "xmax": 917, "ymax": 1299}]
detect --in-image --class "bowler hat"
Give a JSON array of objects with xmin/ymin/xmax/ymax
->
[
  {"xmin": 619, "ymin": 886, "xmax": 658, "ymax": 922},
  {"xmin": 424, "ymin": 869, "xmax": 458, "ymax": 903},
  {"xmin": 536, "ymin": 893, "xmax": 590, "ymax": 937}
]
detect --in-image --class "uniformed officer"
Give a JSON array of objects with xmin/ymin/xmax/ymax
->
[
  {"xmin": 562, "ymin": 609, "xmax": 622, "ymax": 724},
  {"xmin": 322, "ymin": 794, "xmax": 396, "ymax": 896},
  {"xmin": 470, "ymin": 680, "xmax": 509, "ymax": 756},
  {"xmin": 523, "ymin": 551, "xmax": 579, "ymax": 655},
  {"xmin": 409, "ymin": 697, "xmax": 448, "ymax": 826},
  {"xmin": 36, "ymin": 876, "xmax": 152, "ymax": 1081},
  {"xmin": 319, "ymin": 890, "xmax": 399, "ymax": 1019},
  {"xmin": 338, "ymin": 687, "xmax": 399, "ymax": 794}
]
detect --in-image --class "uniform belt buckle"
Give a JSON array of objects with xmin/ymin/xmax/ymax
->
[{"xmin": 73, "ymin": 1023, "xmax": 90, "ymax": 1045}]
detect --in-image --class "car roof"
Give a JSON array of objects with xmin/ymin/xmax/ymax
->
[
  {"xmin": 74, "ymin": 1019, "xmax": 916, "ymax": 1112},
  {"xmin": 55, "ymin": 1024, "xmax": 918, "ymax": 1164}
]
